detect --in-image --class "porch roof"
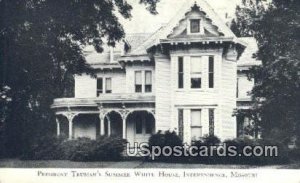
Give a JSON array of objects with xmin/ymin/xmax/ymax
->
[{"xmin": 51, "ymin": 94, "xmax": 155, "ymax": 108}]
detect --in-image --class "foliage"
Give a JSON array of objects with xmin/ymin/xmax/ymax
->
[
  {"xmin": 0, "ymin": 0, "xmax": 159, "ymax": 157},
  {"xmin": 198, "ymin": 135, "xmax": 221, "ymax": 146},
  {"xmin": 231, "ymin": 0, "xmax": 300, "ymax": 144},
  {"xmin": 0, "ymin": 86, "xmax": 11, "ymax": 158},
  {"xmin": 22, "ymin": 135, "xmax": 127, "ymax": 161},
  {"xmin": 230, "ymin": 0, "xmax": 266, "ymax": 37},
  {"xmin": 148, "ymin": 130, "xmax": 183, "ymax": 161},
  {"xmin": 92, "ymin": 136, "xmax": 127, "ymax": 161},
  {"xmin": 288, "ymin": 148, "xmax": 300, "ymax": 161},
  {"xmin": 222, "ymin": 138, "xmax": 289, "ymax": 165},
  {"xmin": 21, "ymin": 135, "xmax": 66, "ymax": 160},
  {"xmin": 190, "ymin": 135, "xmax": 221, "ymax": 164},
  {"xmin": 191, "ymin": 137, "xmax": 289, "ymax": 165}
]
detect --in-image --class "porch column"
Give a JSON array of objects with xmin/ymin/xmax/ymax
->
[
  {"xmin": 56, "ymin": 118, "xmax": 60, "ymax": 136},
  {"xmin": 65, "ymin": 113, "xmax": 77, "ymax": 140},
  {"xmin": 69, "ymin": 120, "xmax": 73, "ymax": 140},
  {"xmin": 120, "ymin": 107, "xmax": 130, "ymax": 139},
  {"xmin": 122, "ymin": 118, "xmax": 126, "ymax": 139},
  {"xmin": 107, "ymin": 116, "xmax": 111, "ymax": 136},
  {"xmin": 99, "ymin": 113, "xmax": 105, "ymax": 136}
]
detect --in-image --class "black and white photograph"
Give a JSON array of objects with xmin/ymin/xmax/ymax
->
[{"xmin": 0, "ymin": 0, "xmax": 299, "ymax": 182}]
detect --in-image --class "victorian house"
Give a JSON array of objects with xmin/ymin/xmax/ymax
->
[{"xmin": 51, "ymin": 0, "xmax": 260, "ymax": 145}]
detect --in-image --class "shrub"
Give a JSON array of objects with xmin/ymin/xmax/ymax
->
[
  {"xmin": 220, "ymin": 137, "xmax": 289, "ymax": 165},
  {"xmin": 288, "ymin": 148, "xmax": 300, "ymax": 161},
  {"xmin": 147, "ymin": 130, "xmax": 183, "ymax": 162},
  {"xmin": 255, "ymin": 138, "xmax": 289, "ymax": 164},
  {"xmin": 65, "ymin": 138, "xmax": 95, "ymax": 161},
  {"xmin": 21, "ymin": 135, "xmax": 66, "ymax": 160},
  {"xmin": 190, "ymin": 135, "xmax": 221, "ymax": 164},
  {"xmin": 22, "ymin": 135, "xmax": 127, "ymax": 161},
  {"xmin": 93, "ymin": 136, "xmax": 127, "ymax": 161},
  {"xmin": 190, "ymin": 136, "xmax": 289, "ymax": 165}
]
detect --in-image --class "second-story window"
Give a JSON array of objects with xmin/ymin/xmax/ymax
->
[
  {"xmin": 97, "ymin": 78, "xmax": 103, "ymax": 96},
  {"xmin": 105, "ymin": 78, "xmax": 112, "ymax": 93},
  {"xmin": 135, "ymin": 71, "xmax": 142, "ymax": 93},
  {"xmin": 190, "ymin": 57, "xmax": 202, "ymax": 88},
  {"xmin": 97, "ymin": 77, "xmax": 112, "ymax": 96},
  {"xmin": 145, "ymin": 71, "xmax": 152, "ymax": 93}
]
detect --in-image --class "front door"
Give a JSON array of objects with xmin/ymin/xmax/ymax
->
[
  {"xmin": 134, "ymin": 119, "xmax": 152, "ymax": 144},
  {"xmin": 126, "ymin": 111, "xmax": 155, "ymax": 147}
]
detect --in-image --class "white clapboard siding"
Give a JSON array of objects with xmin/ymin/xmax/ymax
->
[
  {"xmin": 155, "ymin": 55, "xmax": 172, "ymax": 131},
  {"xmin": 220, "ymin": 58, "xmax": 237, "ymax": 140},
  {"xmin": 75, "ymin": 74, "xmax": 97, "ymax": 98}
]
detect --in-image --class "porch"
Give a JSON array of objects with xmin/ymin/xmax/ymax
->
[{"xmin": 51, "ymin": 93, "xmax": 155, "ymax": 145}]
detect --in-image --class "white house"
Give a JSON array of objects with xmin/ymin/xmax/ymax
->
[{"xmin": 51, "ymin": 0, "xmax": 260, "ymax": 145}]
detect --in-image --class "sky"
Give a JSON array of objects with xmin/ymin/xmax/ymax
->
[{"xmin": 121, "ymin": 0, "xmax": 242, "ymax": 34}]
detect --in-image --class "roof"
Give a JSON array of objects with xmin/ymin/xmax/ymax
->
[
  {"xmin": 125, "ymin": 33, "xmax": 152, "ymax": 54},
  {"xmin": 237, "ymin": 37, "xmax": 261, "ymax": 67},
  {"xmin": 82, "ymin": 0, "xmax": 259, "ymax": 67}
]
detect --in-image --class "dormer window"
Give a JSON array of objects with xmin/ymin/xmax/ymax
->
[{"xmin": 190, "ymin": 19, "xmax": 200, "ymax": 33}]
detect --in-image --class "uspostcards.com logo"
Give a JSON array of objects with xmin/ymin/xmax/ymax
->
[{"xmin": 126, "ymin": 142, "xmax": 279, "ymax": 160}]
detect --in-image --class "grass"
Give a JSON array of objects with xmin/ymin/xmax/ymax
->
[{"xmin": 0, "ymin": 159, "xmax": 300, "ymax": 169}]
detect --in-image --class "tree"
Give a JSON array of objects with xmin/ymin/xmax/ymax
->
[
  {"xmin": 232, "ymin": 0, "xmax": 300, "ymax": 145},
  {"xmin": 0, "ymin": 0, "xmax": 159, "ymax": 157}
]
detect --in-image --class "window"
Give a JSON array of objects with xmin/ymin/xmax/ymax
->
[
  {"xmin": 209, "ymin": 109, "xmax": 215, "ymax": 136},
  {"xmin": 178, "ymin": 109, "xmax": 184, "ymax": 140},
  {"xmin": 178, "ymin": 57, "xmax": 184, "ymax": 89},
  {"xmin": 97, "ymin": 77, "xmax": 113, "ymax": 96},
  {"xmin": 105, "ymin": 78, "xmax": 112, "ymax": 93},
  {"xmin": 191, "ymin": 110, "xmax": 202, "ymax": 140},
  {"xmin": 135, "ymin": 71, "xmax": 142, "ymax": 93},
  {"xmin": 145, "ymin": 71, "xmax": 152, "ymax": 93},
  {"xmin": 190, "ymin": 19, "xmax": 200, "ymax": 33},
  {"xmin": 190, "ymin": 57, "xmax": 202, "ymax": 88},
  {"xmin": 97, "ymin": 78, "xmax": 103, "ymax": 96},
  {"xmin": 209, "ymin": 56, "xmax": 214, "ymax": 88}
]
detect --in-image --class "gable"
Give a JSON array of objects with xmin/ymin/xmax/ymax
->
[
  {"xmin": 128, "ymin": 0, "xmax": 239, "ymax": 56},
  {"xmin": 167, "ymin": 4, "xmax": 224, "ymax": 39}
]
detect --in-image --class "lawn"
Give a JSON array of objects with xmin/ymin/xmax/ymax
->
[{"xmin": 0, "ymin": 159, "xmax": 299, "ymax": 169}]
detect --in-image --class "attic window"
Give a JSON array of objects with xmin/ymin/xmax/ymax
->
[{"xmin": 190, "ymin": 19, "xmax": 200, "ymax": 33}]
